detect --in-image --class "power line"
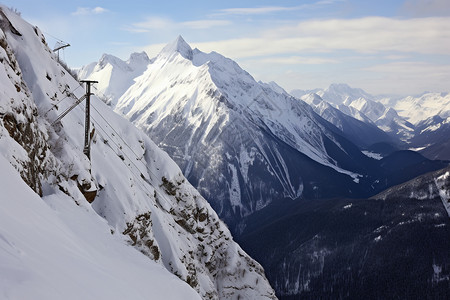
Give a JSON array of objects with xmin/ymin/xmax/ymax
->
[
  {"xmin": 90, "ymin": 101, "xmax": 148, "ymax": 170},
  {"xmin": 75, "ymin": 103, "xmax": 173, "ymax": 209},
  {"xmin": 46, "ymin": 81, "xmax": 172, "ymax": 206},
  {"xmin": 42, "ymin": 31, "xmax": 66, "ymax": 43},
  {"xmin": 44, "ymin": 84, "xmax": 83, "ymax": 117}
]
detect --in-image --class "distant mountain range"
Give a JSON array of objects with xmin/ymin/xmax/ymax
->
[{"xmin": 292, "ymin": 84, "xmax": 450, "ymax": 160}]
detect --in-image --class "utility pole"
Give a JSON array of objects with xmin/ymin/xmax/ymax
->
[
  {"xmin": 80, "ymin": 80, "xmax": 98, "ymax": 159},
  {"xmin": 53, "ymin": 41, "xmax": 70, "ymax": 62}
]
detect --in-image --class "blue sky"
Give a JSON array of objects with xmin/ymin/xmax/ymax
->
[{"xmin": 4, "ymin": 0, "xmax": 450, "ymax": 95}]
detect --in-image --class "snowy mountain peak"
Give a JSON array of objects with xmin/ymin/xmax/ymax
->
[
  {"xmin": 301, "ymin": 93, "xmax": 324, "ymax": 106},
  {"xmin": 98, "ymin": 53, "xmax": 128, "ymax": 69},
  {"xmin": 161, "ymin": 35, "xmax": 193, "ymax": 60},
  {"xmin": 328, "ymin": 83, "xmax": 353, "ymax": 91},
  {"xmin": 317, "ymin": 83, "xmax": 374, "ymax": 105},
  {"xmin": 127, "ymin": 51, "xmax": 150, "ymax": 67}
]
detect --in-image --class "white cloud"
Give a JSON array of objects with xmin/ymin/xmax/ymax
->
[
  {"xmin": 365, "ymin": 61, "xmax": 450, "ymax": 76},
  {"xmin": 403, "ymin": 0, "xmax": 450, "ymax": 17},
  {"xmin": 72, "ymin": 7, "xmax": 108, "ymax": 16},
  {"xmin": 181, "ymin": 20, "xmax": 231, "ymax": 29},
  {"xmin": 126, "ymin": 17, "xmax": 230, "ymax": 32},
  {"xmin": 262, "ymin": 17, "xmax": 450, "ymax": 55},
  {"xmin": 214, "ymin": 0, "xmax": 344, "ymax": 16},
  {"xmin": 251, "ymin": 56, "xmax": 339, "ymax": 65},
  {"xmin": 92, "ymin": 7, "xmax": 108, "ymax": 14},
  {"xmin": 383, "ymin": 55, "xmax": 409, "ymax": 60},
  {"xmin": 130, "ymin": 17, "xmax": 174, "ymax": 31},
  {"xmin": 217, "ymin": 6, "xmax": 302, "ymax": 15},
  {"xmin": 139, "ymin": 15, "xmax": 450, "ymax": 95},
  {"xmin": 189, "ymin": 15, "xmax": 450, "ymax": 59},
  {"xmin": 142, "ymin": 43, "xmax": 167, "ymax": 58},
  {"xmin": 361, "ymin": 61, "xmax": 450, "ymax": 94}
]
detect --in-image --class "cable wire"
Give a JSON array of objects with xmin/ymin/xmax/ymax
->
[
  {"xmin": 73, "ymin": 104, "xmax": 173, "ymax": 209},
  {"xmin": 44, "ymin": 84, "xmax": 82, "ymax": 117}
]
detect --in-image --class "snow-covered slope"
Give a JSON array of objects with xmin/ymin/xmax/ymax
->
[
  {"xmin": 0, "ymin": 7, "xmax": 276, "ymax": 300},
  {"xmin": 0, "ymin": 154, "xmax": 200, "ymax": 300},
  {"xmin": 114, "ymin": 36, "xmax": 382, "ymax": 231}
]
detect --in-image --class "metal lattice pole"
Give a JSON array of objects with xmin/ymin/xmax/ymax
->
[{"xmin": 80, "ymin": 80, "xmax": 98, "ymax": 159}]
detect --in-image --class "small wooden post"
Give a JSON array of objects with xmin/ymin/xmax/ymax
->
[{"xmin": 80, "ymin": 80, "xmax": 98, "ymax": 159}]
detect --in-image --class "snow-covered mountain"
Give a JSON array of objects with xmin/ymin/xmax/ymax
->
[
  {"xmin": 108, "ymin": 36, "xmax": 399, "ymax": 231},
  {"xmin": 79, "ymin": 37, "xmax": 449, "ymax": 234},
  {"xmin": 374, "ymin": 107, "xmax": 415, "ymax": 141},
  {"xmin": 78, "ymin": 51, "xmax": 151, "ymax": 107},
  {"xmin": 300, "ymin": 93, "xmax": 394, "ymax": 148},
  {"xmin": 392, "ymin": 92, "xmax": 450, "ymax": 160},
  {"xmin": 293, "ymin": 84, "xmax": 416, "ymax": 142},
  {"xmin": 0, "ymin": 7, "xmax": 276, "ymax": 300},
  {"xmin": 410, "ymin": 115, "xmax": 450, "ymax": 160},
  {"xmin": 393, "ymin": 92, "xmax": 450, "ymax": 125},
  {"xmin": 291, "ymin": 83, "xmax": 375, "ymax": 106}
]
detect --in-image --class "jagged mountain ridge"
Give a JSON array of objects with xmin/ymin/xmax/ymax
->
[
  {"xmin": 0, "ymin": 7, "xmax": 276, "ymax": 300},
  {"xmin": 293, "ymin": 84, "xmax": 450, "ymax": 160},
  {"xmin": 111, "ymin": 36, "xmax": 392, "ymax": 231},
  {"xmin": 292, "ymin": 84, "xmax": 416, "ymax": 142},
  {"xmin": 300, "ymin": 92, "xmax": 394, "ymax": 148},
  {"xmin": 77, "ymin": 51, "xmax": 151, "ymax": 107},
  {"xmin": 292, "ymin": 83, "xmax": 375, "ymax": 106},
  {"xmin": 393, "ymin": 92, "xmax": 450, "ymax": 125}
]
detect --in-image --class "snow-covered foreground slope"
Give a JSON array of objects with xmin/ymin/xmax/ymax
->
[
  {"xmin": 0, "ymin": 155, "xmax": 200, "ymax": 300},
  {"xmin": 0, "ymin": 7, "xmax": 276, "ymax": 299}
]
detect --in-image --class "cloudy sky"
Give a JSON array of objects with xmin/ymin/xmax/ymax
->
[{"xmin": 4, "ymin": 0, "xmax": 450, "ymax": 96}]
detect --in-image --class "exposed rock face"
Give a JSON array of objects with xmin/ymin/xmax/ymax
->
[{"xmin": 1, "ymin": 14, "xmax": 47, "ymax": 195}]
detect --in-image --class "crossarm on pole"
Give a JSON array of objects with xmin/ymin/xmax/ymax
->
[{"xmin": 51, "ymin": 94, "xmax": 87, "ymax": 126}]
